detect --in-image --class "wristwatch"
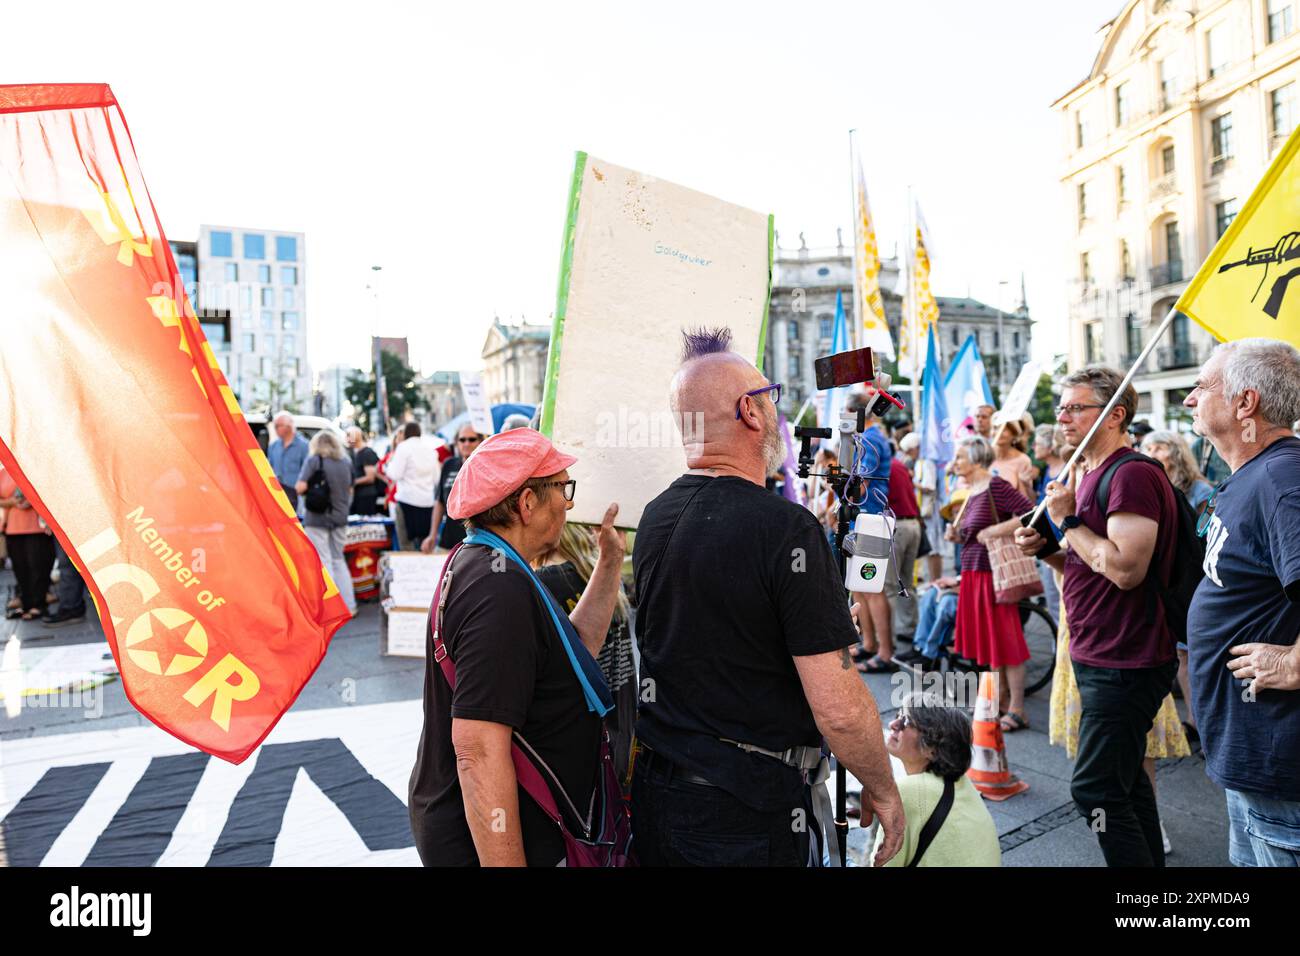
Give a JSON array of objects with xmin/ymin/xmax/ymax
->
[{"xmin": 1061, "ymin": 514, "xmax": 1082, "ymax": 531}]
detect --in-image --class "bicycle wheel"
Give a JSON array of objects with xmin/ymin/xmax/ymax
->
[{"xmin": 1018, "ymin": 599, "xmax": 1058, "ymax": 696}]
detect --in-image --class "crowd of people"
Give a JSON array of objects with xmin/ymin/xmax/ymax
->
[{"xmin": 406, "ymin": 327, "xmax": 1300, "ymax": 870}]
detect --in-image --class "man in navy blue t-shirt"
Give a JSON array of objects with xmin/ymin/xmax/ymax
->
[{"xmin": 1185, "ymin": 338, "xmax": 1300, "ymax": 867}]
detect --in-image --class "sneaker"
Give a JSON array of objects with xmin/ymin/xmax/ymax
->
[
  {"xmin": 41, "ymin": 608, "xmax": 86, "ymax": 627},
  {"xmin": 1161, "ymin": 822, "xmax": 1172, "ymax": 856},
  {"xmin": 895, "ymin": 648, "xmax": 927, "ymax": 664}
]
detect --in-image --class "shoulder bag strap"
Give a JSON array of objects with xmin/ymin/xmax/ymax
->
[
  {"xmin": 430, "ymin": 542, "xmax": 578, "ymax": 830},
  {"xmin": 907, "ymin": 777, "xmax": 956, "ymax": 867}
]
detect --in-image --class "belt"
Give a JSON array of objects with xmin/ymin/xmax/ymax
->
[
  {"xmin": 896, "ymin": 515, "xmax": 920, "ymax": 521},
  {"xmin": 639, "ymin": 744, "xmax": 720, "ymax": 788},
  {"xmin": 717, "ymin": 737, "xmax": 824, "ymax": 771}
]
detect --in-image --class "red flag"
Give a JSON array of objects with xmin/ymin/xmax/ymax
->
[{"xmin": 0, "ymin": 84, "xmax": 350, "ymax": 763}]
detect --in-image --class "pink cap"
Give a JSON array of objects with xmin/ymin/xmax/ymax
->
[{"xmin": 446, "ymin": 429, "xmax": 578, "ymax": 519}]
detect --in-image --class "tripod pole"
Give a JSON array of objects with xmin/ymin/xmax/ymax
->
[{"xmin": 832, "ymin": 482, "xmax": 859, "ymax": 868}]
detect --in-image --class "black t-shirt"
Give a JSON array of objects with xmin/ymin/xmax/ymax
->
[
  {"xmin": 350, "ymin": 446, "xmax": 382, "ymax": 515},
  {"xmin": 408, "ymin": 544, "xmax": 602, "ymax": 866},
  {"xmin": 632, "ymin": 474, "xmax": 857, "ymax": 811},
  {"xmin": 436, "ymin": 456, "xmax": 467, "ymax": 548}
]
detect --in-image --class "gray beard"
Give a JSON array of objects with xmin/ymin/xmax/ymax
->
[{"xmin": 762, "ymin": 417, "xmax": 787, "ymax": 474}]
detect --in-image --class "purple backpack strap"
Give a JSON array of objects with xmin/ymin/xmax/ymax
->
[{"xmin": 431, "ymin": 542, "xmax": 564, "ymax": 826}]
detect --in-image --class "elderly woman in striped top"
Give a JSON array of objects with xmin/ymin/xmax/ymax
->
[{"xmin": 946, "ymin": 435, "xmax": 1035, "ymax": 732}]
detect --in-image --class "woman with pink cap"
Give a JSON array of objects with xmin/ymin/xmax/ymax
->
[{"xmin": 408, "ymin": 427, "xmax": 628, "ymax": 866}]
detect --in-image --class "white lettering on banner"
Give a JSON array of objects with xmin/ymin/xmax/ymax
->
[{"xmin": 1203, "ymin": 514, "xmax": 1229, "ymax": 587}]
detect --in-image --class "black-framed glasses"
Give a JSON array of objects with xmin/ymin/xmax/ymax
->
[
  {"xmin": 1054, "ymin": 403, "xmax": 1107, "ymax": 418},
  {"xmin": 736, "ymin": 383, "xmax": 782, "ymax": 420},
  {"xmin": 1196, "ymin": 485, "xmax": 1220, "ymax": 537},
  {"xmin": 536, "ymin": 479, "xmax": 577, "ymax": 502},
  {"xmin": 456, "ymin": 435, "xmax": 482, "ymax": 445},
  {"xmin": 897, "ymin": 711, "xmax": 914, "ymax": 730}
]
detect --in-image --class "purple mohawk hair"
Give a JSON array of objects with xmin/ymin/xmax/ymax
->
[{"xmin": 681, "ymin": 326, "xmax": 734, "ymax": 362}]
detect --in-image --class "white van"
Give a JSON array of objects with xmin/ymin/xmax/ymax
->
[{"xmin": 243, "ymin": 412, "xmax": 344, "ymax": 453}]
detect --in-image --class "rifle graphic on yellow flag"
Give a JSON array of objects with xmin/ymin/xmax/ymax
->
[{"xmin": 1176, "ymin": 125, "xmax": 1300, "ymax": 348}]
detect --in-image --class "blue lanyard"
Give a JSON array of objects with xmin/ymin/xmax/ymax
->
[{"xmin": 462, "ymin": 529, "xmax": 613, "ymax": 717}]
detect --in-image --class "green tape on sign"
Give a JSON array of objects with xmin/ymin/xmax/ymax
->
[
  {"xmin": 540, "ymin": 150, "xmax": 587, "ymax": 437},
  {"xmin": 757, "ymin": 213, "xmax": 774, "ymax": 374}
]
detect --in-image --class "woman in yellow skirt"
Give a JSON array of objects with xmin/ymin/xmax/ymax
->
[{"xmin": 1049, "ymin": 594, "xmax": 1189, "ymax": 855}]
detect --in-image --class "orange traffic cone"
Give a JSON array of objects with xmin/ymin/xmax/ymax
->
[{"xmin": 967, "ymin": 671, "xmax": 1029, "ymax": 801}]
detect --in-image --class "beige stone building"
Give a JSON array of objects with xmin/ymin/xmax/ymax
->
[
  {"xmin": 481, "ymin": 318, "xmax": 550, "ymax": 406},
  {"xmin": 1055, "ymin": 0, "xmax": 1300, "ymax": 428}
]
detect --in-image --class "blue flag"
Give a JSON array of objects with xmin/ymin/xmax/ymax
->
[
  {"xmin": 815, "ymin": 291, "xmax": 851, "ymax": 427},
  {"xmin": 942, "ymin": 334, "xmax": 995, "ymax": 439},
  {"xmin": 921, "ymin": 324, "xmax": 952, "ymax": 464}
]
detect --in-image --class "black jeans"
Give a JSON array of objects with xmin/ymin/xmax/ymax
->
[
  {"xmin": 1071, "ymin": 659, "xmax": 1178, "ymax": 867},
  {"xmin": 6, "ymin": 532, "xmax": 55, "ymax": 612},
  {"xmin": 630, "ymin": 748, "xmax": 815, "ymax": 867},
  {"xmin": 53, "ymin": 540, "xmax": 87, "ymax": 615}
]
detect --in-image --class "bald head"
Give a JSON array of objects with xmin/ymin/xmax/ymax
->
[{"xmin": 670, "ymin": 333, "xmax": 784, "ymax": 480}]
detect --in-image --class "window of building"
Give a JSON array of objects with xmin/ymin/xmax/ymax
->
[
  {"xmin": 243, "ymin": 233, "xmax": 266, "ymax": 260},
  {"xmin": 200, "ymin": 321, "xmax": 227, "ymax": 346},
  {"xmin": 1117, "ymin": 166, "xmax": 1129, "ymax": 207},
  {"xmin": 283, "ymin": 334, "xmax": 296, "ymax": 353},
  {"xmin": 209, "ymin": 231, "xmax": 232, "ymax": 257},
  {"xmin": 788, "ymin": 355, "xmax": 799, "ymax": 378},
  {"xmin": 993, "ymin": 330, "xmax": 1000, "ymax": 349},
  {"xmin": 1215, "ymin": 198, "xmax": 1239, "ymax": 238},
  {"xmin": 1114, "ymin": 83, "xmax": 1130, "ymax": 126},
  {"xmin": 1081, "ymin": 251, "xmax": 1093, "ymax": 284},
  {"xmin": 1126, "ymin": 312, "xmax": 1143, "ymax": 360},
  {"xmin": 257, "ymin": 264, "xmax": 271, "ymax": 284},
  {"xmin": 1206, "ymin": 25, "xmax": 1228, "ymax": 79},
  {"xmin": 1269, "ymin": 0, "xmax": 1293, "ymax": 43},
  {"xmin": 1162, "ymin": 144, "xmax": 1176, "ymax": 176},
  {"xmin": 1075, "ymin": 110, "xmax": 1090, "ymax": 148},
  {"xmin": 1211, "ymin": 112, "xmax": 1234, "ymax": 163},
  {"xmin": 282, "ymin": 311, "xmax": 300, "ymax": 330},
  {"xmin": 280, "ymin": 266, "xmax": 298, "ymax": 285},
  {"xmin": 261, "ymin": 287, "xmax": 274, "ymax": 307},
  {"xmin": 1077, "ymin": 181, "xmax": 1090, "ymax": 226},
  {"xmin": 239, "ymin": 285, "xmax": 252, "ymax": 312},
  {"xmin": 816, "ymin": 266, "xmax": 830, "ymax": 277},
  {"xmin": 818, "ymin": 315, "xmax": 832, "ymax": 338},
  {"xmin": 1013, "ymin": 331, "xmax": 1021, "ymax": 350},
  {"xmin": 261, "ymin": 310, "xmax": 275, "ymax": 331},
  {"xmin": 1273, "ymin": 83, "xmax": 1297, "ymax": 140},
  {"xmin": 224, "ymin": 262, "xmax": 238, "ymax": 282},
  {"xmin": 952, "ymin": 326, "xmax": 960, "ymax": 347},
  {"xmin": 1159, "ymin": 58, "xmax": 1178, "ymax": 111},
  {"xmin": 241, "ymin": 314, "xmax": 254, "ymax": 330},
  {"xmin": 1120, "ymin": 239, "xmax": 1133, "ymax": 280},
  {"xmin": 261, "ymin": 357, "xmax": 272, "ymax": 377},
  {"xmin": 788, "ymin": 320, "xmax": 799, "ymax": 341},
  {"xmin": 283, "ymin": 288, "xmax": 296, "ymax": 309},
  {"xmin": 1086, "ymin": 322, "xmax": 1104, "ymax": 364},
  {"xmin": 1165, "ymin": 220, "xmax": 1183, "ymax": 274},
  {"xmin": 276, "ymin": 236, "xmax": 298, "ymax": 262},
  {"xmin": 242, "ymin": 333, "xmax": 255, "ymax": 351}
]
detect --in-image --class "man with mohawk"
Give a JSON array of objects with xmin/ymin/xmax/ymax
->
[{"xmin": 630, "ymin": 326, "xmax": 903, "ymax": 867}]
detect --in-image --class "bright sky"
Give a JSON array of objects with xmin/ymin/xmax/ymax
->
[{"xmin": 6, "ymin": 0, "xmax": 1121, "ymax": 379}]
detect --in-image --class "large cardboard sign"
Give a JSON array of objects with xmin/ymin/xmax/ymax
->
[{"xmin": 540, "ymin": 153, "xmax": 772, "ymax": 527}]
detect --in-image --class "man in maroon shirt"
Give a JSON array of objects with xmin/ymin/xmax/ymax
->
[
  {"xmin": 1015, "ymin": 365, "xmax": 1180, "ymax": 867},
  {"xmin": 886, "ymin": 453, "xmax": 922, "ymax": 641}
]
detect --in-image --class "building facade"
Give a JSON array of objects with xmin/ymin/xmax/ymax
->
[
  {"xmin": 316, "ymin": 364, "xmax": 353, "ymax": 421},
  {"xmin": 481, "ymin": 319, "xmax": 550, "ymax": 406},
  {"xmin": 422, "ymin": 370, "xmax": 466, "ymax": 431},
  {"xmin": 765, "ymin": 232, "xmax": 1033, "ymax": 417},
  {"xmin": 183, "ymin": 224, "xmax": 310, "ymax": 413},
  {"xmin": 1055, "ymin": 0, "xmax": 1300, "ymax": 428}
]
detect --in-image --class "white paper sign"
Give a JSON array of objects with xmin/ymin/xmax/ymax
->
[
  {"xmin": 995, "ymin": 360, "xmax": 1044, "ymax": 426},
  {"xmin": 459, "ymin": 369, "xmax": 494, "ymax": 436},
  {"xmin": 542, "ymin": 153, "xmax": 771, "ymax": 527},
  {"xmin": 384, "ymin": 610, "xmax": 429, "ymax": 658}
]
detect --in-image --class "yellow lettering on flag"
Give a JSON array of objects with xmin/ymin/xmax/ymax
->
[{"xmin": 1176, "ymin": 125, "xmax": 1300, "ymax": 348}]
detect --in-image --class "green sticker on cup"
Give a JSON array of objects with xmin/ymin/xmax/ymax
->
[{"xmin": 860, "ymin": 563, "xmax": 878, "ymax": 581}]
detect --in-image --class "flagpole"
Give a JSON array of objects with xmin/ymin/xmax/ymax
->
[
  {"xmin": 848, "ymin": 129, "xmax": 862, "ymax": 355},
  {"xmin": 908, "ymin": 188, "xmax": 921, "ymax": 422},
  {"xmin": 1027, "ymin": 308, "xmax": 1178, "ymax": 526}
]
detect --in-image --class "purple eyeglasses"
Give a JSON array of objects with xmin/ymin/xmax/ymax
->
[{"xmin": 735, "ymin": 383, "xmax": 782, "ymax": 420}]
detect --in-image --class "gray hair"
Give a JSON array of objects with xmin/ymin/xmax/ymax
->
[
  {"xmin": 1061, "ymin": 364, "xmax": 1137, "ymax": 430},
  {"xmin": 958, "ymin": 434, "xmax": 994, "ymax": 469},
  {"xmin": 272, "ymin": 410, "xmax": 295, "ymax": 427},
  {"xmin": 901, "ymin": 693, "xmax": 973, "ymax": 781},
  {"xmin": 309, "ymin": 429, "xmax": 347, "ymax": 461},
  {"xmin": 1213, "ymin": 338, "xmax": 1300, "ymax": 429},
  {"xmin": 1141, "ymin": 430, "xmax": 1204, "ymax": 494}
]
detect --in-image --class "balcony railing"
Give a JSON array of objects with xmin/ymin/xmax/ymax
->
[
  {"xmin": 1149, "ymin": 173, "xmax": 1178, "ymax": 200},
  {"xmin": 1210, "ymin": 154, "xmax": 1233, "ymax": 177},
  {"xmin": 1157, "ymin": 342, "xmax": 1200, "ymax": 371},
  {"xmin": 1150, "ymin": 262, "xmax": 1185, "ymax": 287}
]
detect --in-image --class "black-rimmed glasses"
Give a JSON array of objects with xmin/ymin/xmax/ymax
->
[{"xmin": 536, "ymin": 479, "xmax": 577, "ymax": 502}]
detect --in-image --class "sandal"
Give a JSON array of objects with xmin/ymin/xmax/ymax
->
[
  {"xmin": 5, "ymin": 607, "xmax": 22, "ymax": 620},
  {"xmin": 21, "ymin": 608, "xmax": 42, "ymax": 621},
  {"xmin": 849, "ymin": 645, "xmax": 874, "ymax": 662},
  {"xmin": 856, "ymin": 655, "xmax": 899, "ymax": 674},
  {"xmin": 1000, "ymin": 711, "xmax": 1030, "ymax": 733}
]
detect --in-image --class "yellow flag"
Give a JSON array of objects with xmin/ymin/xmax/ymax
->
[
  {"xmin": 899, "ymin": 203, "xmax": 941, "ymax": 378},
  {"xmin": 1176, "ymin": 125, "xmax": 1300, "ymax": 347},
  {"xmin": 854, "ymin": 156, "xmax": 895, "ymax": 359}
]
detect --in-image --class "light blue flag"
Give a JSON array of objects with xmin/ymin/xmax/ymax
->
[
  {"xmin": 815, "ymin": 291, "xmax": 851, "ymax": 427},
  {"xmin": 921, "ymin": 324, "xmax": 952, "ymax": 464},
  {"xmin": 942, "ymin": 334, "xmax": 995, "ymax": 439}
]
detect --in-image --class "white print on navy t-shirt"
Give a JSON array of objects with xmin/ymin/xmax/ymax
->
[{"xmin": 1203, "ymin": 513, "xmax": 1229, "ymax": 587}]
